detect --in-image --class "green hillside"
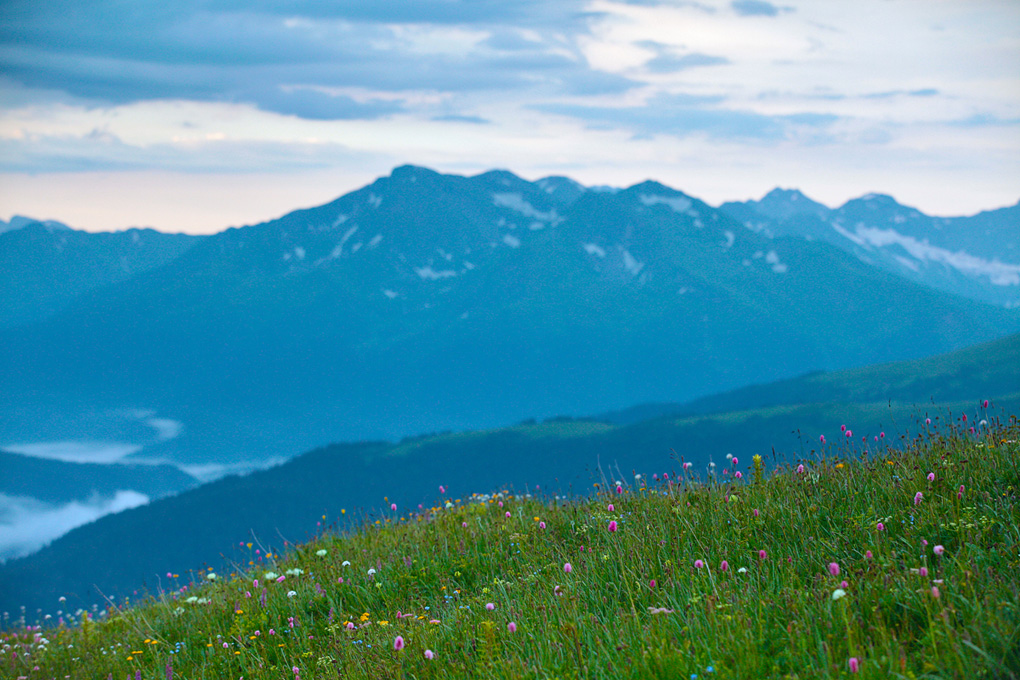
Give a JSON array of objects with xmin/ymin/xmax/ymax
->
[{"xmin": 6, "ymin": 416, "xmax": 1018, "ymax": 679}]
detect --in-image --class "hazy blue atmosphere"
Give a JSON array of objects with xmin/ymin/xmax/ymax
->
[{"xmin": 0, "ymin": 0, "xmax": 1018, "ymax": 624}]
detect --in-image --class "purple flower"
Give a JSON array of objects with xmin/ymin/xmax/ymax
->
[
  {"xmin": 607, "ymin": 503, "xmax": 614, "ymax": 512},
  {"xmin": 539, "ymin": 521, "xmax": 546, "ymax": 529},
  {"xmin": 486, "ymin": 602, "xmax": 495, "ymax": 610},
  {"xmin": 694, "ymin": 559, "xmax": 704, "ymax": 569},
  {"xmin": 828, "ymin": 562, "xmax": 840, "ymax": 576},
  {"xmin": 608, "ymin": 520, "xmax": 618, "ymax": 532},
  {"xmin": 877, "ymin": 522, "xmax": 885, "ymax": 532},
  {"xmin": 425, "ymin": 649, "xmax": 435, "ymax": 659},
  {"xmin": 563, "ymin": 563, "xmax": 572, "ymax": 574},
  {"xmin": 720, "ymin": 560, "xmax": 729, "ymax": 572},
  {"xmin": 758, "ymin": 549, "xmax": 767, "ymax": 560},
  {"xmin": 927, "ymin": 472, "xmax": 935, "ymax": 482},
  {"xmin": 507, "ymin": 622, "xmax": 517, "ymax": 633},
  {"xmin": 848, "ymin": 657, "xmax": 860, "ymax": 673},
  {"xmin": 796, "ymin": 464, "xmax": 804, "ymax": 474},
  {"xmin": 914, "ymin": 492, "xmax": 923, "ymax": 505},
  {"xmin": 394, "ymin": 635, "xmax": 405, "ymax": 651}
]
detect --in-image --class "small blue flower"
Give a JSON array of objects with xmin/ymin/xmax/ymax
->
[{"xmin": 706, "ymin": 667, "xmax": 714, "ymax": 673}]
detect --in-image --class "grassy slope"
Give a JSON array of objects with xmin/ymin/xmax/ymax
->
[
  {"xmin": 6, "ymin": 417, "xmax": 1018, "ymax": 679},
  {"xmin": 601, "ymin": 331, "xmax": 1020, "ymax": 424}
]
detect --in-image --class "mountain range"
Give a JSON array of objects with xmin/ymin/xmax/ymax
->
[
  {"xmin": 2, "ymin": 166, "xmax": 1017, "ymax": 471},
  {"xmin": 1, "ymin": 331, "xmax": 1015, "ymax": 617},
  {"xmin": 720, "ymin": 189, "xmax": 1020, "ymax": 307}
]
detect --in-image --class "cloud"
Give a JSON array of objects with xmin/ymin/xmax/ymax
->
[
  {"xmin": 535, "ymin": 93, "xmax": 838, "ymax": 141},
  {"xmin": 2, "ymin": 441, "xmax": 141, "ymax": 464},
  {"xmin": 0, "ymin": 131, "xmax": 381, "ymax": 173},
  {"xmin": 432, "ymin": 114, "xmax": 490, "ymax": 124},
  {"xmin": 0, "ymin": 490, "xmax": 149, "ymax": 561},
  {"xmin": 731, "ymin": 0, "xmax": 784, "ymax": 17},
  {"xmin": 645, "ymin": 52, "xmax": 730, "ymax": 73},
  {"xmin": 249, "ymin": 89, "xmax": 404, "ymax": 121}
]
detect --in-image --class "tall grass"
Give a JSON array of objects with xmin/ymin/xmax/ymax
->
[{"xmin": 3, "ymin": 413, "xmax": 1018, "ymax": 679}]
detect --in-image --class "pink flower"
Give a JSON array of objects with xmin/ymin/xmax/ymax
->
[
  {"xmin": 563, "ymin": 563, "xmax": 572, "ymax": 574},
  {"xmin": 841, "ymin": 424, "xmax": 846, "ymax": 432},
  {"xmin": 391, "ymin": 503, "xmax": 397, "ymax": 511},
  {"xmin": 925, "ymin": 417, "xmax": 931, "ymax": 425},
  {"xmin": 877, "ymin": 522, "xmax": 885, "ymax": 531},
  {"xmin": 393, "ymin": 636, "xmax": 404, "ymax": 651},
  {"xmin": 462, "ymin": 522, "xmax": 467, "ymax": 528},
  {"xmin": 498, "ymin": 501, "xmax": 503, "ymax": 508},
  {"xmin": 919, "ymin": 566, "xmax": 929, "ymax": 577},
  {"xmin": 507, "ymin": 622, "xmax": 517, "ymax": 633},
  {"xmin": 439, "ymin": 485, "xmax": 445, "ymax": 494},
  {"xmin": 983, "ymin": 399, "xmax": 989, "ymax": 408},
  {"xmin": 865, "ymin": 550, "xmax": 873, "ymax": 559},
  {"xmin": 608, "ymin": 503, "xmax": 614, "ymax": 512},
  {"xmin": 927, "ymin": 472, "xmax": 935, "ymax": 482},
  {"xmin": 734, "ymin": 471, "xmax": 743, "ymax": 479},
  {"xmin": 539, "ymin": 521, "xmax": 546, "ymax": 529},
  {"xmin": 819, "ymin": 435, "xmax": 825, "ymax": 444},
  {"xmin": 880, "ymin": 432, "xmax": 885, "ymax": 439},
  {"xmin": 796, "ymin": 464, "xmax": 804, "ymax": 474},
  {"xmin": 933, "ymin": 545, "xmax": 945, "ymax": 555},
  {"xmin": 694, "ymin": 559, "xmax": 704, "ymax": 569},
  {"xmin": 931, "ymin": 586, "xmax": 940, "ymax": 598},
  {"xmin": 649, "ymin": 579, "xmax": 656, "ymax": 588},
  {"xmin": 425, "ymin": 649, "xmax": 435, "ymax": 659},
  {"xmin": 958, "ymin": 484, "xmax": 964, "ymax": 500},
  {"xmin": 758, "ymin": 549, "xmax": 767, "ymax": 560},
  {"xmin": 845, "ymin": 430, "xmax": 853, "ymax": 438},
  {"xmin": 840, "ymin": 580, "xmax": 848, "ymax": 589},
  {"xmin": 720, "ymin": 560, "xmax": 729, "ymax": 572},
  {"xmin": 753, "ymin": 509, "xmax": 759, "ymax": 517},
  {"xmin": 505, "ymin": 511, "xmax": 511, "ymax": 518},
  {"xmin": 914, "ymin": 492, "xmax": 923, "ymax": 505},
  {"xmin": 292, "ymin": 666, "xmax": 300, "ymax": 675},
  {"xmin": 345, "ymin": 622, "xmax": 355, "ymax": 630},
  {"xmin": 616, "ymin": 485, "xmax": 623, "ymax": 494},
  {"xmin": 848, "ymin": 657, "xmax": 860, "ymax": 673},
  {"xmin": 828, "ymin": 562, "xmax": 840, "ymax": 576},
  {"xmin": 962, "ymin": 413, "xmax": 968, "ymax": 422},
  {"xmin": 608, "ymin": 520, "xmax": 618, "ymax": 532},
  {"xmin": 486, "ymin": 602, "xmax": 495, "ymax": 610},
  {"xmin": 683, "ymin": 462, "xmax": 692, "ymax": 471},
  {"xmin": 731, "ymin": 457, "xmax": 739, "ymax": 467},
  {"xmin": 276, "ymin": 575, "xmax": 285, "ymax": 583},
  {"xmin": 665, "ymin": 471, "xmax": 672, "ymax": 478}
]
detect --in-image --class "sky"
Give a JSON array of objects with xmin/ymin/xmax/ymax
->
[{"xmin": 0, "ymin": 0, "xmax": 1017, "ymax": 234}]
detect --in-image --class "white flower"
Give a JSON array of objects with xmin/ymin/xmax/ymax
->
[
  {"xmin": 367, "ymin": 568, "xmax": 377, "ymax": 576},
  {"xmin": 287, "ymin": 590, "xmax": 297, "ymax": 598},
  {"xmin": 285, "ymin": 568, "xmax": 304, "ymax": 577},
  {"xmin": 737, "ymin": 567, "xmax": 747, "ymax": 574},
  {"xmin": 206, "ymin": 573, "xmax": 217, "ymax": 581},
  {"xmin": 316, "ymin": 549, "xmax": 328, "ymax": 557},
  {"xmin": 185, "ymin": 596, "xmax": 198, "ymax": 603},
  {"xmin": 263, "ymin": 571, "xmax": 279, "ymax": 580},
  {"xmin": 342, "ymin": 561, "xmax": 350, "ymax": 567},
  {"xmin": 832, "ymin": 589, "xmax": 847, "ymax": 601}
]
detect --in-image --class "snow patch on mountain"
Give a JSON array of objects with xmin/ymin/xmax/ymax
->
[
  {"xmin": 623, "ymin": 250, "xmax": 645, "ymax": 276},
  {"xmin": 836, "ymin": 224, "xmax": 1020, "ymax": 286},
  {"xmin": 492, "ymin": 193, "xmax": 560, "ymax": 224},
  {"xmin": 639, "ymin": 194, "xmax": 696, "ymax": 217},
  {"xmin": 765, "ymin": 250, "xmax": 788, "ymax": 273},
  {"xmin": 502, "ymin": 234, "xmax": 521, "ymax": 248},
  {"xmin": 414, "ymin": 266, "xmax": 457, "ymax": 280},
  {"xmin": 583, "ymin": 243, "xmax": 606, "ymax": 258}
]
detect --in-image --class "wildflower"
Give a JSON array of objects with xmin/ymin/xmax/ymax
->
[
  {"xmin": 342, "ymin": 561, "xmax": 350, "ymax": 567},
  {"xmin": 368, "ymin": 568, "xmax": 376, "ymax": 576},
  {"xmin": 848, "ymin": 657, "xmax": 860, "ymax": 673},
  {"xmin": 694, "ymin": 559, "xmax": 704, "ymax": 569},
  {"xmin": 486, "ymin": 603, "xmax": 495, "ymax": 610},
  {"xmin": 462, "ymin": 522, "xmax": 468, "ymax": 528},
  {"xmin": 507, "ymin": 622, "xmax": 517, "ymax": 633},
  {"xmin": 206, "ymin": 573, "xmax": 217, "ymax": 581},
  {"xmin": 737, "ymin": 567, "xmax": 747, "ymax": 574},
  {"xmin": 931, "ymin": 586, "xmax": 940, "ymax": 598},
  {"xmin": 841, "ymin": 424, "xmax": 846, "ymax": 432},
  {"xmin": 832, "ymin": 589, "xmax": 847, "ymax": 601},
  {"xmin": 393, "ymin": 636, "xmax": 404, "ymax": 651},
  {"xmin": 425, "ymin": 649, "xmax": 435, "ymax": 659},
  {"xmin": 876, "ymin": 522, "xmax": 885, "ymax": 532},
  {"xmin": 845, "ymin": 430, "xmax": 852, "ymax": 438},
  {"xmin": 926, "ymin": 417, "xmax": 931, "ymax": 425},
  {"xmin": 608, "ymin": 520, "xmax": 618, "ymax": 532},
  {"xmin": 927, "ymin": 472, "xmax": 935, "ymax": 482},
  {"xmin": 683, "ymin": 462, "xmax": 691, "ymax": 471},
  {"xmin": 316, "ymin": 549, "xmax": 327, "ymax": 557},
  {"xmin": 287, "ymin": 590, "xmax": 297, "ymax": 598},
  {"xmin": 608, "ymin": 503, "xmax": 614, "ymax": 512},
  {"xmin": 616, "ymin": 485, "xmax": 623, "ymax": 494},
  {"xmin": 819, "ymin": 435, "xmax": 825, "ymax": 444},
  {"xmin": 539, "ymin": 521, "xmax": 546, "ymax": 529},
  {"xmin": 914, "ymin": 492, "xmax": 923, "ymax": 505},
  {"xmin": 345, "ymin": 622, "xmax": 355, "ymax": 630},
  {"xmin": 919, "ymin": 566, "xmax": 928, "ymax": 577},
  {"xmin": 840, "ymin": 580, "xmax": 848, "ymax": 589},
  {"xmin": 758, "ymin": 550, "xmax": 767, "ymax": 560},
  {"xmin": 276, "ymin": 575, "xmax": 285, "ymax": 583},
  {"xmin": 865, "ymin": 551, "xmax": 873, "ymax": 559},
  {"xmin": 983, "ymin": 399, "xmax": 989, "ymax": 408},
  {"xmin": 933, "ymin": 545, "xmax": 945, "ymax": 555},
  {"xmin": 505, "ymin": 511, "xmax": 511, "ymax": 519},
  {"xmin": 564, "ymin": 563, "xmax": 572, "ymax": 574},
  {"xmin": 390, "ymin": 503, "xmax": 397, "ymax": 511},
  {"xmin": 958, "ymin": 485, "xmax": 965, "ymax": 500},
  {"xmin": 649, "ymin": 579, "xmax": 656, "ymax": 588},
  {"xmin": 796, "ymin": 464, "xmax": 804, "ymax": 474},
  {"xmin": 720, "ymin": 560, "xmax": 729, "ymax": 572},
  {"xmin": 439, "ymin": 485, "xmax": 446, "ymax": 494},
  {"xmin": 734, "ymin": 471, "xmax": 743, "ymax": 479},
  {"xmin": 828, "ymin": 562, "xmax": 840, "ymax": 576}
]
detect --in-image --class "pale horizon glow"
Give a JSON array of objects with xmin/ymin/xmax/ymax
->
[{"xmin": 1, "ymin": 0, "xmax": 1018, "ymax": 234}]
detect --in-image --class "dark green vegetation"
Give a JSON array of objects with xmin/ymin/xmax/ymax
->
[
  {"xmin": 0, "ymin": 450, "xmax": 197, "ymax": 504},
  {"xmin": 2, "ymin": 167, "xmax": 1017, "ymax": 466},
  {"xmin": 6, "ymin": 417, "xmax": 1019, "ymax": 679},
  {"xmin": 1, "ymin": 333, "xmax": 1015, "ymax": 622}
]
